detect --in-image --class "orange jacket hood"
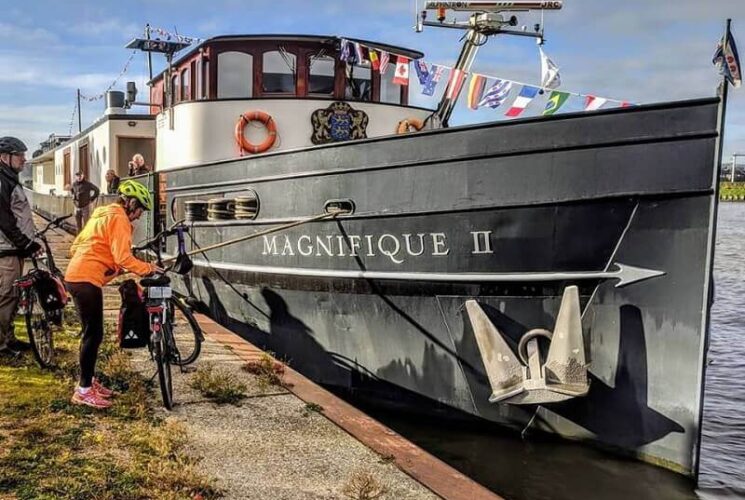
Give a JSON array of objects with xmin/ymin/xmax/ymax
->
[{"xmin": 65, "ymin": 203, "xmax": 155, "ymax": 287}]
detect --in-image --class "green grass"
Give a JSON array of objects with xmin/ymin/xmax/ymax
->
[
  {"xmin": 1, "ymin": 308, "xmax": 221, "ymax": 499},
  {"xmin": 189, "ymin": 362, "xmax": 247, "ymax": 405}
]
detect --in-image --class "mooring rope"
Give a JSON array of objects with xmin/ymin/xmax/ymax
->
[{"xmin": 163, "ymin": 209, "xmax": 345, "ymax": 263}]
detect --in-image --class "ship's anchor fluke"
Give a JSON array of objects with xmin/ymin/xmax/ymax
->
[{"xmin": 466, "ymin": 286, "xmax": 589, "ymax": 405}]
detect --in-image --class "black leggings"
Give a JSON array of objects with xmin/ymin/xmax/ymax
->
[{"xmin": 66, "ymin": 282, "xmax": 103, "ymax": 388}]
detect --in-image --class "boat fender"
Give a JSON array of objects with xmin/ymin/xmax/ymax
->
[
  {"xmin": 396, "ymin": 118, "xmax": 424, "ymax": 134},
  {"xmin": 235, "ymin": 111, "xmax": 277, "ymax": 154}
]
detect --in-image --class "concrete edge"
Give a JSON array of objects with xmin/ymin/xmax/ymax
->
[{"xmin": 194, "ymin": 313, "xmax": 503, "ymax": 500}]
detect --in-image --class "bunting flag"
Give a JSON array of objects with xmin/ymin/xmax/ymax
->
[
  {"xmin": 539, "ymin": 47, "xmax": 561, "ymax": 90},
  {"xmin": 422, "ymin": 65, "xmax": 446, "ymax": 96},
  {"xmin": 505, "ymin": 86, "xmax": 540, "ymax": 117},
  {"xmin": 393, "ymin": 56, "xmax": 410, "ymax": 85},
  {"xmin": 543, "ymin": 91, "xmax": 570, "ymax": 115},
  {"xmin": 414, "ymin": 60, "xmax": 430, "ymax": 85},
  {"xmin": 584, "ymin": 95, "xmax": 607, "ymax": 111},
  {"xmin": 339, "ymin": 39, "xmax": 352, "ymax": 62},
  {"xmin": 379, "ymin": 51, "xmax": 390, "ymax": 74},
  {"xmin": 354, "ymin": 43, "xmax": 366, "ymax": 64},
  {"xmin": 369, "ymin": 50, "xmax": 380, "ymax": 71},
  {"xmin": 621, "ymin": 101, "xmax": 632, "ymax": 107},
  {"xmin": 713, "ymin": 25, "xmax": 742, "ymax": 88},
  {"xmin": 478, "ymin": 79, "xmax": 513, "ymax": 109},
  {"xmin": 445, "ymin": 68, "xmax": 468, "ymax": 100},
  {"xmin": 467, "ymin": 74, "xmax": 488, "ymax": 110}
]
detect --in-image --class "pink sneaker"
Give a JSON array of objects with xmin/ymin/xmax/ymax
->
[
  {"xmin": 71, "ymin": 388, "xmax": 112, "ymax": 409},
  {"xmin": 92, "ymin": 378, "xmax": 114, "ymax": 398}
]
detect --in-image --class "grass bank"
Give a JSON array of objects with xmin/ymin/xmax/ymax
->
[
  {"xmin": 720, "ymin": 181, "xmax": 745, "ymax": 201},
  {"xmin": 0, "ymin": 310, "xmax": 220, "ymax": 500}
]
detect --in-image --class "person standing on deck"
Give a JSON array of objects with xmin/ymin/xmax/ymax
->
[
  {"xmin": 71, "ymin": 171, "xmax": 100, "ymax": 233},
  {"xmin": 105, "ymin": 169, "xmax": 120, "ymax": 194},
  {"xmin": 0, "ymin": 137, "xmax": 41, "ymax": 357},
  {"xmin": 128, "ymin": 153, "xmax": 151, "ymax": 176},
  {"xmin": 65, "ymin": 179, "xmax": 160, "ymax": 409}
]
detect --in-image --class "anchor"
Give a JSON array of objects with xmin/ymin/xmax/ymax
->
[{"xmin": 466, "ymin": 285, "xmax": 589, "ymax": 405}]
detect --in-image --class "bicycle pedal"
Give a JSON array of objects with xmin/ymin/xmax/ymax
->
[{"xmin": 180, "ymin": 365, "xmax": 197, "ymax": 374}]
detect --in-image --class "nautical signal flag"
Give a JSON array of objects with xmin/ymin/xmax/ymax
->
[
  {"xmin": 543, "ymin": 90, "xmax": 570, "ymax": 115},
  {"xmin": 379, "ymin": 51, "xmax": 390, "ymax": 74},
  {"xmin": 478, "ymin": 79, "xmax": 512, "ymax": 109},
  {"xmin": 467, "ymin": 74, "xmax": 487, "ymax": 110},
  {"xmin": 584, "ymin": 95, "xmax": 607, "ymax": 111},
  {"xmin": 422, "ymin": 65, "xmax": 445, "ymax": 96},
  {"xmin": 445, "ymin": 68, "xmax": 468, "ymax": 100},
  {"xmin": 414, "ymin": 60, "xmax": 430, "ymax": 85},
  {"xmin": 393, "ymin": 56, "xmax": 410, "ymax": 85},
  {"xmin": 505, "ymin": 86, "xmax": 539, "ymax": 117},
  {"xmin": 339, "ymin": 39, "xmax": 352, "ymax": 62},
  {"xmin": 713, "ymin": 24, "xmax": 742, "ymax": 88},
  {"xmin": 369, "ymin": 50, "xmax": 380, "ymax": 71},
  {"xmin": 539, "ymin": 47, "xmax": 561, "ymax": 90},
  {"xmin": 354, "ymin": 43, "xmax": 367, "ymax": 64}
]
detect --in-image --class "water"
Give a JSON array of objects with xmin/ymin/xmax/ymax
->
[{"xmin": 356, "ymin": 203, "xmax": 745, "ymax": 500}]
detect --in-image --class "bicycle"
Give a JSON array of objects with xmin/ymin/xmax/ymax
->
[
  {"xmin": 13, "ymin": 214, "xmax": 71, "ymax": 368},
  {"xmin": 134, "ymin": 222, "xmax": 203, "ymax": 409}
]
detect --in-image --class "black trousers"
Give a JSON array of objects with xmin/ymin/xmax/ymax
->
[{"xmin": 66, "ymin": 282, "xmax": 103, "ymax": 388}]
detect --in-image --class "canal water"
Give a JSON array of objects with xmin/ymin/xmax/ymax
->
[{"xmin": 355, "ymin": 202, "xmax": 745, "ymax": 500}]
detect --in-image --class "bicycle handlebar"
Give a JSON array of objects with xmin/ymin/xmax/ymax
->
[
  {"xmin": 38, "ymin": 214, "xmax": 72, "ymax": 237},
  {"xmin": 133, "ymin": 219, "xmax": 188, "ymax": 252}
]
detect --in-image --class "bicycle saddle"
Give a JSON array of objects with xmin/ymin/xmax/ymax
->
[{"xmin": 141, "ymin": 274, "xmax": 171, "ymax": 287}]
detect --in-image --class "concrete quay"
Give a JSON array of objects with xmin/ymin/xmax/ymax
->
[{"xmin": 39, "ymin": 212, "xmax": 502, "ymax": 500}]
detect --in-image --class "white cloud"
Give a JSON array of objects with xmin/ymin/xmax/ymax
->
[{"xmin": 0, "ymin": 22, "xmax": 58, "ymax": 44}]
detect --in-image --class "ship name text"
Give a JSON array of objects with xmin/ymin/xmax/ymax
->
[{"xmin": 261, "ymin": 231, "xmax": 495, "ymax": 264}]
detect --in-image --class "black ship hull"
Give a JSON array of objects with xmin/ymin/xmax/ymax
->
[{"xmin": 161, "ymin": 99, "xmax": 718, "ymax": 475}]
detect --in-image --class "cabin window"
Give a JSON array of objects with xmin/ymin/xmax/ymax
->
[
  {"xmin": 308, "ymin": 54, "xmax": 335, "ymax": 95},
  {"xmin": 262, "ymin": 50, "xmax": 296, "ymax": 94},
  {"xmin": 345, "ymin": 60, "xmax": 372, "ymax": 102},
  {"xmin": 171, "ymin": 74, "xmax": 179, "ymax": 105},
  {"xmin": 181, "ymin": 67, "xmax": 191, "ymax": 101},
  {"xmin": 217, "ymin": 51, "xmax": 253, "ymax": 98},
  {"xmin": 380, "ymin": 60, "xmax": 402, "ymax": 105},
  {"xmin": 202, "ymin": 59, "xmax": 210, "ymax": 98},
  {"xmin": 43, "ymin": 163, "xmax": 54, "ymax": 185}
]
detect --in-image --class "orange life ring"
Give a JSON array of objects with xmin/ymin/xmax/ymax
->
[
  {"xmin": 396, "ymin": 118, "xmax": 425, "ymax": 134},
  {"xmin": 235, "ymin": 111, "xmax": 277, "ymax": 154}
]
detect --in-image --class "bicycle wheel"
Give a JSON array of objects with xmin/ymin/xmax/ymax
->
[
  {"xmin": 169, "ymin": 295, "xmax": 203, "ymax": 366},
  {"xmin": 25, "ymin": 288, "xmax": 55, "ymax": 368},
  {"xmin": 154, "ymin": 329, "xmax": 173, "ymax": 410}
]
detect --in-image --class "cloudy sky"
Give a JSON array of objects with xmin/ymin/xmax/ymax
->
[{"xmin": 1, "ymin": 0, "xmax": 744, "ymax": 159}]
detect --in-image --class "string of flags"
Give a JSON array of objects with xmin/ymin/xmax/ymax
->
[
  {"xmin": 148, "ymin": 26, "xmax": 203, "ymax": 45},
  {"xmin": 338, "ymin": 38, "xmax": 632, "ymax": 118},
  {"xmin": 79, "ymin": 50, "xmax": 137, "ymax": 102}
]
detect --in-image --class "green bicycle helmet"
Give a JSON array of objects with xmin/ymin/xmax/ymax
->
[{"xmin": 118, "ymin": 179, "xmax": 153, "ymax": 211}]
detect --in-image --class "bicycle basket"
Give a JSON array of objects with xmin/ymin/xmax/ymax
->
[
  {"xmin": 117, "ymin": 279, "xmax": 150, "ymax": 349},
  {"xmin": 33, "ymin": 270, "xmax": 68, "ymax": 311}
]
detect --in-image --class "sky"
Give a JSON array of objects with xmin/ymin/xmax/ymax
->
[{"xmin": 1, "ymin": 0, "xmax": 744, "ymax": 161}]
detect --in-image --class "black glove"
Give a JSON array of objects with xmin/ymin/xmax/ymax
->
[{"xmin": 22, "ymin": 241, "xmax": 42, "ymax": 258}]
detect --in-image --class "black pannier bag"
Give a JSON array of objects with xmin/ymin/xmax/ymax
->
[
  {"xmin": 117, "ymin": 279, "xmax": 150, "ymax": 348},
  {"xmin": 34, "ymin": 270, "xmax": 68, "ymax": 311}
]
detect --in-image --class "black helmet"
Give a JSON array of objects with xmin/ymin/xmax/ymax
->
[{"xmin": 0, "ymin": 137, "xmax": 27, "ymax": 154}]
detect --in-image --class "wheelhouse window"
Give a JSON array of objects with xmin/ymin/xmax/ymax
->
[
  {"xmin": 308, "ymin": 54, "xmax": 335, "ymax": 96},
  {"xmin": 345, "ymin": 59, "xmax": 372, "ymax": 102},
  {"xmin": 217, "ymin": 51, "xmax": 253, "ymax": 98},
  {"xmin": 262, "ymin": 50, "xmax": 296, "ymax": 94},
  {"xmin": 380, "ymin": 60, "xmax": 402, "ymax": 105},
  {"xmin": 181, "ymin": 67, "xmax": 191, "ymax": 101}
]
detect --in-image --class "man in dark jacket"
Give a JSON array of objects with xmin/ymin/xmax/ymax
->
[
  {"xmin": 0, "ymin": 137, "xmax": 41, "ymax": 356},
  {"xmin": 71, "ymin": 171, "xmax": 100, "ymax": 233}
]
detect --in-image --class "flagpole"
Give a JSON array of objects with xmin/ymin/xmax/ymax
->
[{"xmin": 694, "ymin": 17, "xmax": 731, "ymax": 482}]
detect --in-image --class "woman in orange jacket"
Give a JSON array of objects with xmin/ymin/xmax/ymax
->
[{"xmin": 65, "ymin": 180, "xmax": 160, "ymax": 409}]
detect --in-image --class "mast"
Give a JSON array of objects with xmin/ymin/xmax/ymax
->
[{"xmin": 416, "ymin": 1, "xmax": 563, "ymax": 126}]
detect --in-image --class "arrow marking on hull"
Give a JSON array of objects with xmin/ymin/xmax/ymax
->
[{"xmin": 177, "ymin": 256, "xmax": 664, "ymax": 288}]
